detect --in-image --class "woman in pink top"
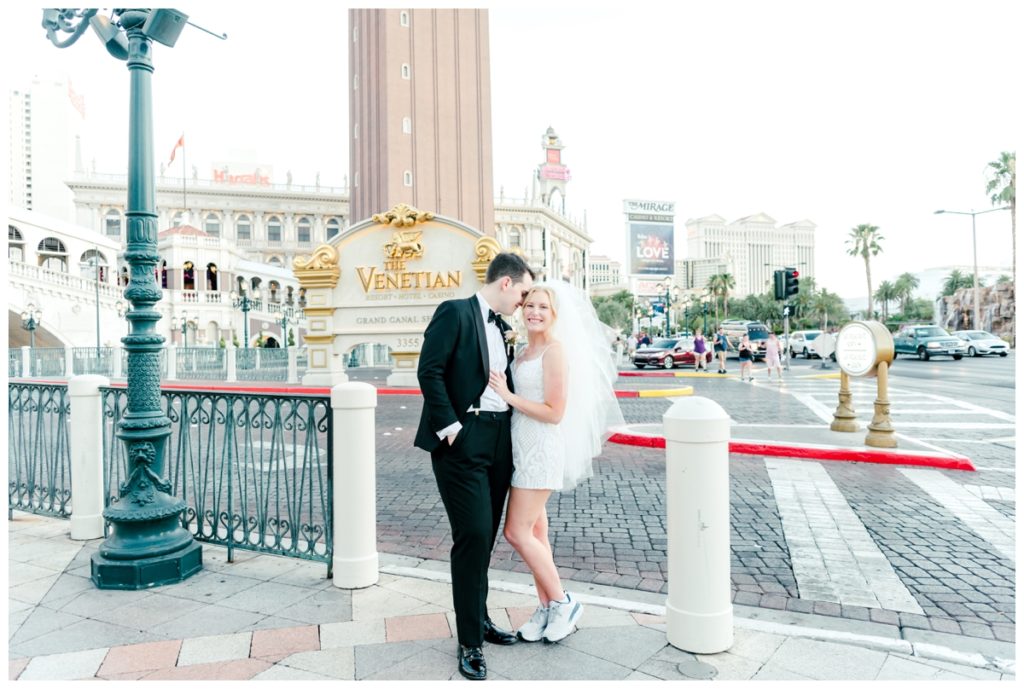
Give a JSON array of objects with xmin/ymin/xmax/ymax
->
[{"xmin": 764, "ymin": 332, "xmax": 783, "ymax": 382}]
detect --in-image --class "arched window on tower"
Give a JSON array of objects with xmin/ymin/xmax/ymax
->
[
  {"xmin": 266, "ymin": 216, "xmax": 282, "ymax": 243},
  {"xmin": 80, "ymin": 249, "xmax": 108, "ymax": 282},
  {"xmin": 38, "ymin": 237, "xmax": 68, "ymax": 272},
  {"xmin": 326, "ymin": 218, "xmax": 340, "ymax": 240},
  {"xmin": 269, "ymin": 280, "xmax": 280, "ymax": 303},
  {"xmin": 206, "ymin": 263, "xmax": 218, "ymax": 290}
]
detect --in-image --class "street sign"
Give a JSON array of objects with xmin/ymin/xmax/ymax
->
[{"xmin": 782, "ymin": 305, "xmax": 791, "ymax": 318}]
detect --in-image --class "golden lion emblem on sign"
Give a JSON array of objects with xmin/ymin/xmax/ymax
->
[{"xmin": 384, "ymin": 230, "xmax": 424, "ymax": 260}]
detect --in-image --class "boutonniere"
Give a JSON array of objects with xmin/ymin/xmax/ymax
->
[{"xmin": 503, "ymin": 329, "xmax": 518, "ymax": 355}]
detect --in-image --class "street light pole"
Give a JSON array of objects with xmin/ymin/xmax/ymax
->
[
  {"xmin": 935, "ymin": 207, "xmax": 1011, "ymax": 329},
  {"xmin": 231, "ymin": 287, "xmax": 261, "ymax": 348},
  {"xmin": 44, "ymin": 7, "xmax": 203, "ymax": 590}
]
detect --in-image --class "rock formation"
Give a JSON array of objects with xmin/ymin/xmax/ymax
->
[{"xmin": 938, "ymin": 282, "xmax": 1014, "ymax": 344}]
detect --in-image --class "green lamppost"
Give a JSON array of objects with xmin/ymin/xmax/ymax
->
[
  {"xmin": 230, "ymin": 286, "xmax": 261, "ymax": 348},
  {"xmin": 662, "ymin": 277, "xmax": 680, "ymax": 337},
  {"xmin": 171, "ymin": 312, "xmax": 194, "ymax": 347},
  {"xmin": 20, "ymin": 303, "xmax": 41, "ymax": 350},
  {"xmin": 44, "ymin": 8, "xmax": 203, "ymax": 589},
  {"xmin": 280, "ymin": 298, "xmax": 296, "ymax": 350}
]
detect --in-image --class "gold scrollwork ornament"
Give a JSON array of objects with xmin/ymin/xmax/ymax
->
[{"xmin": 472, "ymin": 236, "xmax": 503, "ymax": 284}]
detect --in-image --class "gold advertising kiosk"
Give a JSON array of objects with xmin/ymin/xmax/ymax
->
[{"xmin": 831, "ymin": 320, "xmax": 897, "ymax": 448}]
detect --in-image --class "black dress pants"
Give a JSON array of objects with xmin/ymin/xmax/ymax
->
[{"xmin": 430, "ymin": 411, "xmax": 513, "ymax": 646}]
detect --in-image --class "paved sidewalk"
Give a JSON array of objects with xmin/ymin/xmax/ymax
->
[{"xmin": 9, "ymin": 512, "xmax": 1015, "ymax": 681}]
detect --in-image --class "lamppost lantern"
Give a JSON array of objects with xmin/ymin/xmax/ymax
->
[
  {"xmin": 115, "ymin": 299, "xmax": 128, "ymax": 318},
  {"xmin": 20, "ymin": 303, "xmax": 42, "ymax": 349},
  {"xmin": 232, "ymin": 287, "xmax": 262, "ymax": 348},
  {"xmin": 42, "ymin": 6, "xmax": 211, "ymax": 590}
]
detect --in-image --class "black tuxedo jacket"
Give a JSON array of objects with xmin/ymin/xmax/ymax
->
[{"xmin": 415, "ymin": 296, "xmax": 516, "ymax": 453}]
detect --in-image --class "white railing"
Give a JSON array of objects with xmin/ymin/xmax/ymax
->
[
  {"xmin": 9, "ymin": 261, "xmax": 123, "ymax": 300},
  {"xmin": 74, "ymin": 172, "xmax": 348, "ymax": 196}
]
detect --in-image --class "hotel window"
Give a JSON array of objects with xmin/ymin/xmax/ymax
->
[
  {"xmin": 403, "ymin": 171, "xmax": 413, "ymax": 187},
  {"xmin": 402, "ymin": 116, "xmax": 412, "ymax": 134},
  {"xmin": 400, "ymin": 11, "xmax": 409, "ymax": 26},
  {"xmin": 401, "ymin": 64, "xmax": 410, "ymax": 79},
  {"xmin": 297, "ymin": 217, "xmax": 312, "ymax": 244},
  {"xmin": 509, "ymin": 229, "xmax": 521, "ymax": 247},
  {"xmin": 204, "ymin": 212, "xmax": 220, "ymax": 237},
  {"xmin": 236, "ymin": 215, "xmax": 251, "ymax": 241},
  {"xmin": 104, "ymin": 208, "xmax": 122, "ymax": 237},
  {"xmin": 326, "ymin": 218, "xmax": 341, "ymax": 240},
  {"xmin": 267, "ymin": 216, "xmax": 282, "ymax": 243}
]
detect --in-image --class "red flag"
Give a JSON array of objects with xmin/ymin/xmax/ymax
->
[{"xmin": 169, "ymin": 134, "xmax": 184, "ymax": 164}]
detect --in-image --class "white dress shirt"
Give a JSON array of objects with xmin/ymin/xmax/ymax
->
[{"xmin": 436, "ymin": 293, "xmax": 510, "ymax": 441}]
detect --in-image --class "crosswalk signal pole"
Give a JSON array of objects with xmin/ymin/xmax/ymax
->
[{"xmin": 783, "ymin": 305, "xmax": 791, "ymax": 371}]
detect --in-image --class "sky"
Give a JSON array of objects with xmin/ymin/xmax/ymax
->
[{"xmin": 4, "ymin": 1, "xmax": 1020, "ymax": 300}]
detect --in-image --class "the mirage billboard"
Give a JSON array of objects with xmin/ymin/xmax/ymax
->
[{"xmin": 624, "ymin": 200, "xmax": 675, "ymax": 276}]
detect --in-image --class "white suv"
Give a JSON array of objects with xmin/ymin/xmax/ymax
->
[{"xmin": 788, "ymin": 330, "xmax": 822, "ymax": 358}]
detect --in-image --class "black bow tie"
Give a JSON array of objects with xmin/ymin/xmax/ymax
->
[{"xmin": 487, "ymin": 309, "xmax": 505, "ymax": 328}]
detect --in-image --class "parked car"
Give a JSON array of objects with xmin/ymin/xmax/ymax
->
[
  {"xmin": 632, "ymin": 337, "xmax": 714, "ymax": 369},
  {"xmin": 893, "ymin": 324, "xmax": 965, "ymax": 361},
  {"xmin": 788, "ymin": 330, "xmax": 823, "ymax": 358},
  {"xmin": 720, "ymin": 320, "xmax": 770, "ymax": 359},
  {"xmin": 953, "ymin": 330, "xmax": 1010, "ymax": 357}
]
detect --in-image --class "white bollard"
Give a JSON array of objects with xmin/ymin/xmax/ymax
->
[
  {"xmin": 112, "ymin": 346, "xmax": 123, "ymax": 379},
  {"xmin": 65, "ymin": 346, "xmax": 75, "ymax": 377},
  {"xmin": 663, "ymin": 396, "xmax": 733, "ymax": 654},
  {"xmin": 287, "ymin": 348, "xmax": 298, "ymax": 384},
  {"xmin": 165, "ymin": 345, "xmax": 177, "ymax": 380},
  {"xmin": 225, "ymin": 346, "xmax": 237, "ymax": 383},
  {"xmin": 21, "ymin": 346, "xmax": 31, "ymax": 377},
  {"xmin": 331, "ymin": 382, "xmax": 379, "ymax": 588},
  {"xmin": 68, "ymin": 375, "xmax": 110, "ymax": 540}
]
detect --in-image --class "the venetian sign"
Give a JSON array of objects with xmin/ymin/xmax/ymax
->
[{"xmin": 355, "ymin": 228, "xmax": 462, "ymax": 293}]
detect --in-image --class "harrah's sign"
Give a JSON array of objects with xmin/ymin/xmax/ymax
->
[
  {"xmin": 213, "ymin": 169, "xmax": 270, "ymax": 186},
  {"xmin": 624, "ymin": 199, "xmax": 675, "ymax": 215}
]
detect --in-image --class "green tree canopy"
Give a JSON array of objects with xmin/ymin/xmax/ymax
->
[
  {"xmin": 846, "ymin": 224, "xmax": 885, "ymax": 320},
  {"xmin": 985, "ymin": 151, "xmax": 1016, "ymax": 288}
]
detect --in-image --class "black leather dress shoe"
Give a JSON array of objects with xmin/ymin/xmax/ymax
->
[
  {"xmin": 458, "ymin": 645, "xmax": 487, "ymax": 680},
  {"xmin": 483, "ymin": 618, "xmax": 518, "ymax": 645}
]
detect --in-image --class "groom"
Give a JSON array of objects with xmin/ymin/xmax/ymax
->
[{"xmin": 415, "ymin": 252, "xmax": 535, "ymax": 680}]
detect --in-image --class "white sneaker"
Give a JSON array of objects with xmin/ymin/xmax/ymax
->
[
  {"xmin": 542, "ymin": 594, "xmax": 583, "ymax": 643},
  {"xmin": 517, "ymin": 604, "xmax": 549, "ymax": 642}
]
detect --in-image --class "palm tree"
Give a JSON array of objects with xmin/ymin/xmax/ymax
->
[
  {"xmin": 812, "ymin": 289, "xmax": 847, "ymax": 330},
  {"xmin": 985, "ymin": 151, "xmax": 1016, "ymax": 288},
  {"xmin": 942, "ymin": 269, "xmax": 975, "ymax": 296},
  {"xmin": 894, "ymin": 272, "xmax": 920, "ymax": 315},
  {"xmin": 874, "ymin": 280, "xmax": 898, "ymax": 321},
  {"xmin": 707, "ymin": 274, "xmax": 735, "ymax": 321},
  {"xmin": 846, "ymin": 224, "xmax": 885, "ymax": 320}
]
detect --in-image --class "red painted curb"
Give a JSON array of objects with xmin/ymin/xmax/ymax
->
[
  {"xmin": 607, "ymin": 433, "xmax": 975, "ymax": 471},
  {"xmin": 15, "ymin": 380, "xmax": 658, "ymax": 399},
  {"xmin": 618, "ymin": 371, "xmax": 677, "ymax": 377}
]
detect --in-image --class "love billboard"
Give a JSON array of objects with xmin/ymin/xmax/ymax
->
[{"xmin": 628, "ymin": 222, "xmax": 674, "ymax": 276}]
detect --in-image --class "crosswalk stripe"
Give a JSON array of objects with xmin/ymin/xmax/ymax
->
[
  {"xmin": 765, "ymin": 459, "xmax": 924, "ymax": 614},
  {"xmin": 897, "ymin": 469, "xmax": 1015, "ymax": 563}
]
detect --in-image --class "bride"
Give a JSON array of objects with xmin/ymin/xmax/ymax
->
[{"xmin": 488, "ymin": 281, "xmax": 623, "ymax": 643}]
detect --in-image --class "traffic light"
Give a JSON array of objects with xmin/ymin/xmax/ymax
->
[
  {"xmin": 784, "ymin": 268, "xmax": 800, "ymax": 298},
  {"xmin": 773, "ymin": 270, "xmax": 785, "ymax": 300}
]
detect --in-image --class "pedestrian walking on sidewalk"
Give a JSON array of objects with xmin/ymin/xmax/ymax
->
[
  {"xmin": 713, "ymin": 327, "xmax": 731, "ymax": 373},
  {"xmin": 692, "ymin": 330, "xmax": 708, "ymax": 371},
  {"xmin": 764, "ymin": 332, "xmax": 783, "ymax": 382},
  {"xmin": 738, "ymin": 334, "xmax": 754, "ymax": 381},
  {"xmin": 415, "ymin": 253, "xmax": 535, "ymax": 680},
  {"xmin": 626, "ymin": 333, "xmax": 638, "ymax": 359},
  {"xmin": 488, "ymin": 282, "xmax": 623, "ymax": 650}
]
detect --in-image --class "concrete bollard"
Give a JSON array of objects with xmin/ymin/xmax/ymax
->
[
  {"xmin": 287, "ymin": 348, "xmax": 298, "ymax": 384},
  {"xmin": 112, "ymin": 346, "xmax": 123, "ymax": 379},
  {"xmin": 331, "ymin": 382, "xmax": 380, "ymax": 588},
  {"xmin": 165, "ymin": 345, "xmax": 177, "ymax": 380},
  {"xmin": 68, "ymin": 375, "xmax": 110, "ymax": 540},
  {"xmin": 225, "ymin": 346, "xmax": 237, "ymax": 383},
  {"xmin": 65, "ymin": 346, "xmax": 75, "ymax": 377},
  {"xmin": 21, "ymin": 346, "xmax": 31, "ymax": 377},
  {"xmin": 663, "ymin": 396, "xmax": 733, "ymax": 654}
]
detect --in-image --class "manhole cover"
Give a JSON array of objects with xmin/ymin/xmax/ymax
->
[{"xmin": 676, "ymin": 660, "xmax": 717, "ymax": 680}]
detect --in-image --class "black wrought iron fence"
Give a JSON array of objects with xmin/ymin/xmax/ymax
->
[
  {"xmin": 8, "ymin": 383, "xmax": 72, "ymax": 518},
  {"xmin": 100, "ymin": 387, "xmax": 333, "ymax": 573}
]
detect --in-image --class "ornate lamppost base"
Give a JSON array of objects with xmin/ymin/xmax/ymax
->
[{"xmin": 91, "ymin": 540, "xmax": 202, "ymax": 590}]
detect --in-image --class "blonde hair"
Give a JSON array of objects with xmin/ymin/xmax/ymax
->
[{"xmin": 523, "ymin": 286, "xmax": 558, "ymax": 322}]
